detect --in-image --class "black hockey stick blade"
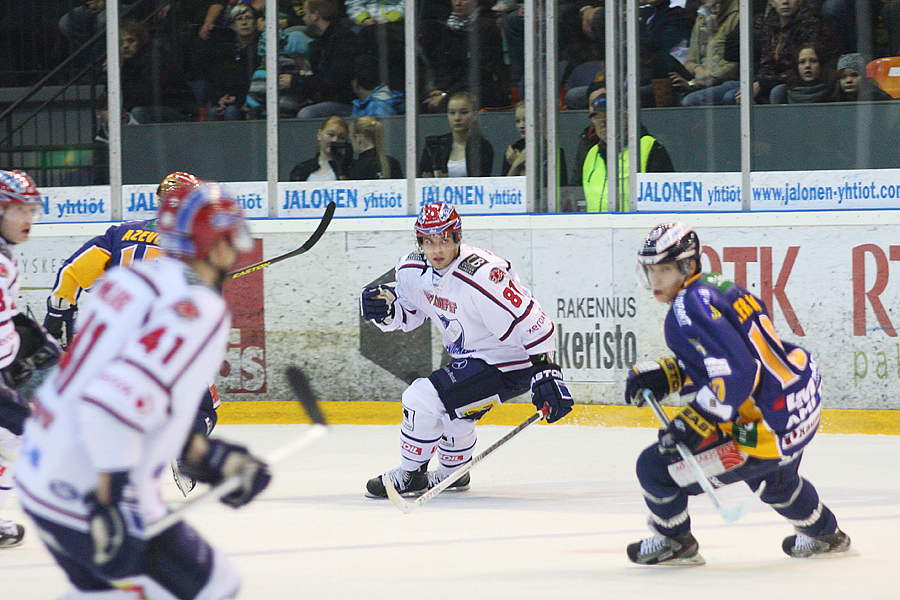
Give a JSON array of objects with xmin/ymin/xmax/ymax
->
[
  {"xmin": 227, "ymin": 201, "xmax": 336, "ymax": 280},
  {"xmin": 285, "ymin": 366, "xmax": 327, "ymax": 426}
]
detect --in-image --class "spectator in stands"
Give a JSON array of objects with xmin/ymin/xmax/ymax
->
[
  {"xmin": 58, "ymin": 0, "xmax": 107, "ymax": 58},
  {"xmin": 348, "ymin": 0, "xmax": 406, "ymax": 90},
  {"xmin": 736, "ymin": 0, "xmax": 838, "ymax": 104},
  {"xmin": 289, "ymin": 116, "xmax": 353, "ymax": 180},
  {"xmin": 420, "ymin": 0, "xmax": 510, "ymax": 112},
  {"xmin": 830, "ymin": 52, "xmax": 894, "ymax": 101},
  {"xmin": 573, "ymin": 84, "xmax": 673, "ymax": 212},
  {"xmin": 504, "ymin": 1, "xmax": 599, "ymax": 104},
  {"xmin": 280, "ymin": 0, "xmax": 360, "ymax": 118},
  {"xmin": 346, "ymin": 116, "xmax": 404, "ymax": 179},
  {"xmin": 245, "ymin": 10, "xmax": 312, "ymax": 118},
  {"xmin": 882, "ymin": 0, "xmax": 900, "ymax": 57},
  {"xmin": 772, "ymin": 41, "xmax": 834, "ymax": 103},
  {"xmin": 808, "ymin": 0, "xmax": 882, "ymax": 56},
  {"xmin": 351, "ymin": 54, "xmax": 404, "ymax": 117},
  {"xmin": 501, "ymin": 101, "xmax": 527, "ymax": 176},
  {"xmin": 637, "ymin": 0, "xmax": 693, "ymax": 107},
  {"xmin": 668, "ymin": 0, "xmax": 740, "ymax": 106},
  {"xmin": 195, "ymin": 3, "xmax": 261, "ymax": 120},
  {"xmin": 119, "ymin": 19, "xmax": 199, "ymax": 123},
  {"xmin": 419, "ymin": 91, "xmax": 493, "ymax": 177}
]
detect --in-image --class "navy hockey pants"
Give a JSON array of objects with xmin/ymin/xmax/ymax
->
[{"xmin": 636, "ymin": 444, "xmax": 838, "ymax": 539}]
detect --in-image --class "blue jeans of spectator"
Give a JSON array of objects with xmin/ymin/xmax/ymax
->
[
  {"xmin": 682, "ymin": 80, "xmax": 740, "ymax": 106},
  {"xmin": 296, "ymin": 102, "xmax": 353, "ymax": 119},
  {"xmin": 206, "ymin": 103, "xmax": 243, "ymax": 121}
]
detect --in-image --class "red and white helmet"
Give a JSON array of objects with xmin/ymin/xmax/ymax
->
[
  {"xmin": 159, "ymin": 183, "xmax": 252, "ymax": 260},
  {"xmin": 414, "ymin": 203, "xmax": 461, "ymax": 238},
  {"xmin": 0, "ymin": 170, "xmax": 42, "ymax": 208},
  {"xmin": 156, "ymin": 172, "xmax": 202, "ymax": 229}
]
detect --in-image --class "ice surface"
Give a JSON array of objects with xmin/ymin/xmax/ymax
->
[{"xmin": 4, "ymin": 424, "xmax": 898, "ymax": 599}]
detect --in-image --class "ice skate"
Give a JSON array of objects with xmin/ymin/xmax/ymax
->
[
  {"xmin": 0, "ymin": 518, "xmax": 25, "ymax": 548},
  {"xmin": 782, "ymin": 529, "xmax": 854, "ymax": 558},
  {"xmin": 427, "ymin": 469, "xmax": 470, "ymax": 492},
  {"xmin": 627, "ymin": 532, "xmax": 705, "ymax": 566},
  {"xmin": 366, "ymin": 464, "xmax": 428, "ymax": 498},
  {"xmin": 172, "ymin": 460, "xmax": 196, "ymax": 496}
]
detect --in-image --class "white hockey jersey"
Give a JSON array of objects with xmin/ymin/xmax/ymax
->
[
  {"xmin": 376, "ymin": 244, "xmax": 556, "ymax": 372},
  {"xmin": 16, "ymin": 257, "xmax": 230, "ymax": 535},
  {"xmin": 0, "ymin": 238, "xmax": 22, "ymax": 369}
]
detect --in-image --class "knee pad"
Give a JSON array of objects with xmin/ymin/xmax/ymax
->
[{"xmin": 400, "ymin": 377, "xmax": 445, "ymax": 435}]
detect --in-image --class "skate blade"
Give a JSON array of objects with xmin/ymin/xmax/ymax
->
[
  {"xmin": 660, "ymin": 553, "xmax": 706, "ymax": 567},
  {"xmin": 805, "ymin": 546, "xmax": 860, "ymax": 559}
]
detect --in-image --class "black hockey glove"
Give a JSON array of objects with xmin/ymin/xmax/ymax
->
[
  {"xmin": 84, "ymin": 471, "xmax": 129, "ymax": 567},
  {"xmin": 44, "ymin": 298, "xmax": 77, "ymax": 347},
  {"xmin": 181, "ymin": 438, "xmax": 272, "ymax": 508},
  {"xmin": 658, "ymin": 402, "xmax": 720, "ymax": 455},
  {"xmin": 530, "ymin": 361, "xmax": 574, "ymax": 424},
  {"xmin": 360, "ymin": 284, "xmax": 396, "ymax": 324},
  {"xmin": 624, "ymin": 357, "xmax": 684, "ymax": 406},
  {"xmin": 1, "ymin": 313, "xmax": 63, "ymax": 389}
]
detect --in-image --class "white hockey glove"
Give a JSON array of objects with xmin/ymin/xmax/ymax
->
[{"xmin": 360, "ymin": 284, "xmax": 396, "ymax": 324}]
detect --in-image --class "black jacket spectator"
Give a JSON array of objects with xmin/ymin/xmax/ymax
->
[
  {"xmin": 194, "ymin": 11, "xmax": 261, "ymax": 115},
  {"xmin": 423, "ymin": 8, "xmax": 510, "ymax": 109},
  {"xmin": 289, "ymin": 20, "xmax": 359, "ymax": 106},
  {"xmin": 347, "ymin": 148, "xmax": 403, "ymax": 180},
  {"xmin": 120, "ymin": 21, "xmax": 198, "ymax": 121},
  {"xmin": 419, "ymin": 132, "xmax": 494, "ymax": 177}
]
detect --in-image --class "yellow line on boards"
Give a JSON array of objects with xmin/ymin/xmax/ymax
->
[{"xmin": 217, "ymin": 401, "xmax": 900, "ymax": 435}]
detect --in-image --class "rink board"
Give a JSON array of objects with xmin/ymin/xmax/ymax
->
[
  {"xmin": 215, "ymin": 400, "xmax": 900, "ymax": 435},
  {"xmin": 20, "ymin": 211, "xmax": 900, "ymax": 414}
]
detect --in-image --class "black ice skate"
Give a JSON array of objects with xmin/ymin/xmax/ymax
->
[
  {"xmin": 427, "ymin": 469, "xmax": 471, "ymax": 492},
  {"xmin": 627, "ymin": 532, "xmax": 705, "ymax": 566},
  {"xmin": 366, "ymin": 464, "xmax": 428, "ymax": 498},
  {"xmin": 782, "ymin": 529, "xmax": 853, "ymax": 558},
  {"xmin": 0, "ymin": 518, "xmax": 25, "ymax": 548}
]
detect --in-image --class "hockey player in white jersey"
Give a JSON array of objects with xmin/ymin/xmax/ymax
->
[
  {"xmin": 362, "ymin": 202, "xmax": 573, "ymax": 498},
  {"xmin": 0, "ymin": 170, "xmax": 62, "ymax": 548},
  {"xmin": 16, "ymin": 183, "xmax": 271, "ymax": 599}
]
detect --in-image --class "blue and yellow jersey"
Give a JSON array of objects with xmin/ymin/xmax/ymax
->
[
  {"xmin": 49, "ymin": 219, "xmax": 164, "ymax": 306},
  {"xmin": 666, "ymin": 272, "xmax": 821, "ymax": 460}
]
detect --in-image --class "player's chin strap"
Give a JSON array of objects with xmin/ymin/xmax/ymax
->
[
  {"xmin": 385, "ymin": 406, "xmax": 550, "ymax": 514},
  {"xmin": 642, "ymin": 389, "xmax": 763, "ymax": 523}
]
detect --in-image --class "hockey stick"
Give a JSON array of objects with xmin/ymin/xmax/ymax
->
[
  {"xmin": 227, "ymin": 201, "xmax": 336, "ymax": 280},
  {"xmin": 643, "ymin": 389, "xmax": 763, "ymax": 523},
  {"xmin": 385, "ymin": 406, "xmax": 549, "ymax": 514},
  {"xmin": 147, "ymin": 367, "xmax": 327, "ymax": 537}
]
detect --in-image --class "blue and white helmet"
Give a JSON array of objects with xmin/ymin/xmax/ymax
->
[{"xmin": 637, "ymin": 222, "xmax": 700, "ymax": 286}]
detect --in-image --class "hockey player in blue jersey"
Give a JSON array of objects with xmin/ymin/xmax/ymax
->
[
  {"xmin": 43, "ymin": 172, "xmax": 202, "ymax": 347},
  {"xmin": 624, "ymin": 222, "xmax": 852, "ymax": 565}
]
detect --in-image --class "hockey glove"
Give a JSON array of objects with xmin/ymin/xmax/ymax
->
[
  {"xmin": 84, "ymin": 471, "xmax": 129, "ymax": 567},
  {"xmin": 181, "ymin": 438, "xmax": 272, "ymax": 508},
  {"xmin": 44, "ymin": 297, "xmax": 77, "ymax": 347},
  {"xmin": 530, "ymin": 363, "xmax": 574, "ymax": 423},
  {"xmin": 1, "ymin": 313, "xmax": 63, "ymax": 389},
  {"xmin": 658, "ymin": 402, "xmax": 720, "ymax": 455},
  {"xmin": 624, "ymin": 357, "xmax": 684, "ymax": 406},
  {"xmin": 360, "ymin": 284, "xmax": 396, "ymax": 324}
]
